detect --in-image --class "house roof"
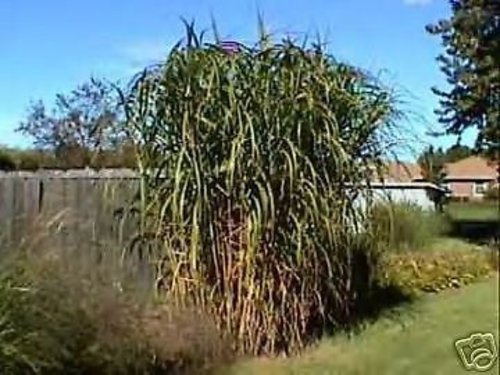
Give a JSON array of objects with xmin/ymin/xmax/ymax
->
[
  {"xmin": 444, "ymin": 156, "xmax": 498, "ymax": 181},
  {"xmin": 345, "ymin": 181, "xmax": 445, "ymax": 191},
  {"xmin": 382, "ymin": 162, "xmax": 423, "ymax": 182},
  {"xmin": 369, "ymin": 181, "xmax": 445, "ymax": 191}
]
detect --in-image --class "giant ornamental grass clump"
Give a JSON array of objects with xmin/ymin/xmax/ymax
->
[{"xmin": 123, "ymin": 22, "xmax": 402, "ymax": 355}]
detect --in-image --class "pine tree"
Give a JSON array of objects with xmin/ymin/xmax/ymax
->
[{"xmin": 427, "ymin": 0, "xmax": 499, "ymax": 162}]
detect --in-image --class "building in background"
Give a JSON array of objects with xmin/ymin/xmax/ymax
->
[
  {"xmin": 361, "ymin": 162, "xmax": 444, "ymax": 211},
  {"xmin": 443, "ymin": 156, "xmax": 498, "ymax": 201},
  {"xmin": 381, "ymin": 156, "xmax": 498, "ymax": 202}
]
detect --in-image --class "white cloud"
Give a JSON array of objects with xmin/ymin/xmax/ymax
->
[
  {"xmin": 90, "ymin": 61, "xmax": 141, "ymax": 81},
  {"xmin": 403, "ymin": 0, "xmax": 433, "ymax": 6},
  {"xmin": 118, "ymin": 40, "xmax": 173, "ymax": 65},
  {"xmin": 93, "ymin": 39, "xmax": 178, "ymax": 81}
]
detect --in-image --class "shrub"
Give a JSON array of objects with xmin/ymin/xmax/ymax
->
[
  {"xmin": 0, "ymin": 149, "xmax": 16, "ymax": 171},
  {"xmin": 0, "ymin": 148, "xmax": 61, "ymax": 171},
  {"xmin": 0, "ymin": 245, "xmax": 231, "ymax": 374},
  {"xmin": 368, "ymin": 202, "xmax": 449, "ymax": 252},
  {"xmin": 15, "ymin": 151, "xmax": 42, "ymax": 171},
  {"xmin": 123, "ymin": 22, "xmax": 404, "ymax": 355},
  {"xmin": 90, "ymin": 142, "xmax": 138, "ymax": 169},
  {"xmin": 484, "ymin": 185, "xmax": 499, "ymax": 201},
  {"xmin": 378, "ymin": 241, "xmax": 494, "ymax": 297}
]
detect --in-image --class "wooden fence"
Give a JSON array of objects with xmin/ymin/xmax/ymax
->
[{"xmin": 0, "ymin": 169, "xmax": 140, "ymax": 251}]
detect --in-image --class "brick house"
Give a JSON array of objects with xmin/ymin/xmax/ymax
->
[
  {"xmin": 382, "ymin": 156, "xmax": 498, "ymax": 201},
  {"xmin": 443, "ymin": 156, "xmax": 498, "ymax": 200}
]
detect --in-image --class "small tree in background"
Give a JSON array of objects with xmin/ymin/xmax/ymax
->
[
  {"xmin": 418, "ymin": 146, "xmax": 446, "ymax": 185},
  {"xmin": 418, "ymin": 146, "xmax": 447, "ymax": 211},
  {"xmin": 17, "ymin": 77, "xmax": 131, "ymax": 168}
]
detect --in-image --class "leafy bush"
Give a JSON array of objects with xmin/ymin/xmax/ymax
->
[
  {"xmin": 123, "ymin": 22, "xmax": 403, "ymax": 355},
  {"xmin": 91, "ymin": 142, "xmax": 138, "ymax": 169},
  {"xmin": 0, "ymin": 246, "xmax": 231, "ymax": 374},
  {"xmin": 0, "ymin": 146, "xmax": 136, "ymax": 171},
  {"xmin": 0, "ymin": 148, "xmax": 57, "ymax": 171},
  {"xmin": 368, "ymin": 202, "xmax": 449, "ymax": 252},
  {"xmin": 0, "ymin": 149, "xmax": 16, "ymax": 171},
  {"xmin": 15, "ymin": 151, "xmax": 44, "ymax": 171},
  {"xmin": 378, "ymin": 241, "xmax": 494, "ymax": 297},
  {"xmin": 484, "ymin": 185, "xmax": 499, "ymax": 201}
]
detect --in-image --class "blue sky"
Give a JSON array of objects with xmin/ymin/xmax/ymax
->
[{"xmin": 0, "ymin": 0, "xmax": 475, "ymax": 156}]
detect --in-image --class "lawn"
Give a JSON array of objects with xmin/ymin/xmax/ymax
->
[
  {"xmin": 230, "ymin": 274, "xmax": 499, "ymax": 375},
  {"xmin": 446, "ymin": 201, "xmax": 499, "ymax": 222}
]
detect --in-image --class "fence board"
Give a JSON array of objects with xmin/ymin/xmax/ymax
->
[
  {"xmin": 0, "ymin": 170, "xmax": 140, "ymax": 251},
  {"xmin": 0, "ymin": 178, "xmax": 14, "ymax": 244}
]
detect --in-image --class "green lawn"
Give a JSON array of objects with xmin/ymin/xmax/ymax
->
[
  {"xmin": 446, "ymin": 201, "xmax": 499, "ymax": 221},
  {"xmin": 230, "ymin": 275, "xmax": 499, "ymax": 375}
]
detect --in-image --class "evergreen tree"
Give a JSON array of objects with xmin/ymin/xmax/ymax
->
[{"xmin": 427, "ymin": 0, "xmax": 499, "ymax": 161}]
